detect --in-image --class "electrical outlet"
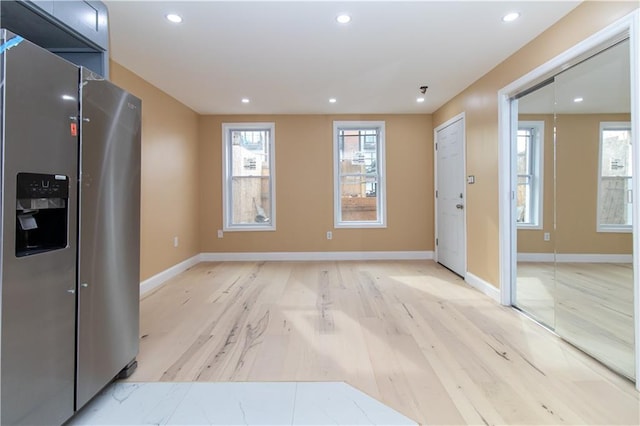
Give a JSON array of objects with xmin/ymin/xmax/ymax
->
[
  {"xmin": 173, "ymin": 236, "xmax": 179, "ymax": 247},
  {"xmin": 543, "ymin": 232, "xmax": 550, "ymax": 241},
  {"xmin": 326, "ymin": 231, "xmax": 332, "ymax": 240},
  {"xmin": 217, "ymin": 229, "xmax": 224, "ymax": 239}
]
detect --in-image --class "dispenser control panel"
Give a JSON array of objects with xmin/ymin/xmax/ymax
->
[{"xmin": 17, "ymin": 173, "xmax": 68, "ymax": 199}]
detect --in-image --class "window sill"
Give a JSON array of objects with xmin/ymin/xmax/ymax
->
[
  {"xmin": 334, "ymin": 223, "xmax": 387, "ymax": 229},
  {"xmin": 597, "ymin": 226, "xmax": 632, "ymax": 234},
  {"xmin": 516, "ymin": 224, "xmax": 542, "ymax": 230},
  {"xmin": 223, "ymin": 225, "xmax": 276, "ymax": 232}
]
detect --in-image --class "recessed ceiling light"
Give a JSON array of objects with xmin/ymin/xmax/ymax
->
[
  {"xmin": 241, "ymin": 98, "xmax": 250, "ymax": 104},
  {"xmin": 417, "ymin": 97, "xmax": 425, "ymax": 103},
  {"xmin": 166, "ymin": 14, "xmax": 183, "ymax": 24},
  {"xmin": 573, "ymin": 97, "xmax": 584, "ymax": 103},
  {"xmin": 502, "ymin": 12, "xmax": 520, "ymax": 22},
  {"xmin": 336, "ymin": 14, "xmax": 351, "ymax": 24},
  {"xmin": 329, "ymin": 98, "xmax": 337, "ymax": 103}
]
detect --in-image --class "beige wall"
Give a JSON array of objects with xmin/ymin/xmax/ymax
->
[
  {"xmin": 433, "ymin": 1, "xmax": 638, "ymax": 288},
  {"xmin": 518, "ymin": 114, "xmax": 632, "ymax": 255},
  {"xmin": 199, "ymin": 115, "xmax": 433, "ymax": 253},
  {"xmin": 110, "ymin": 62, "xmax": 200, "ymax": 281}
]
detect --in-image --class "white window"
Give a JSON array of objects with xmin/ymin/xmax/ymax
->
[
  {"xmin": 516, "ymin": 121, "xmax": 544, "ymax": 229},
  {"xmin": 222, "ymin": 123, "xmax": 275, "ymax": 231},
  {"xmin": 333, "ymin": 121, "xmax": 386, "ymax": 228},
  {"xmin": 597, "ymin": 122, "xmax": 632, "ymax": 233}
]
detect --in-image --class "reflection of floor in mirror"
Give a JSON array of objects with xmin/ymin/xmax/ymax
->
[
  {"xmin": 516, "ymin": 261, "xmax": 634, "ymax": 379},
  {"xmin": 515, "ymin": 262, "xmax": 556, "ymax": 327}
]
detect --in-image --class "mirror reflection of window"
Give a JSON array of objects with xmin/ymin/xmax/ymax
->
[
  {"xmin": 517, "ymin": 122, "xmax": 544, "ymax": 228},
  {"xmin": 598, "ymin": 122, "xmax": 632, "ymax": 231}
]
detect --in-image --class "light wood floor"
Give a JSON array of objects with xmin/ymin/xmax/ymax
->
[
  {"xmin": 132, "ymin": 260, "xmax": 640, "ymax": 425},
  {"xmin": 516, "ymin": 262, "xmax": 634, "ymax": 379}
]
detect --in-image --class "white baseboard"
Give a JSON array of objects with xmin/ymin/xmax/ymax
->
[
  {"xmin": 518, "ymin": 252, "xmax": 633, "ymax": 263},
  {"xmin": 139, "ymin": 254, "xmax": 201, "ymax": 297},
  {"xmin": 199, "ymin": 251, "xmax": 434, "ymax": 262},
  {"xmin": 517, "ymin": 252, "xmax": 554, "ymax": 262},
  {"xmin": 465, "ymin": 272, "xmax": 500, "ymax": 303},
  {"xmin": 556, "ymin": 253, "xmax": 633, "ymax": 263}
]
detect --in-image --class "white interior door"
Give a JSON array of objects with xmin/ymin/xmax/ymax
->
[{"xmin": 435, "ymin": 115, "xmax": 466, "ymax": 276}]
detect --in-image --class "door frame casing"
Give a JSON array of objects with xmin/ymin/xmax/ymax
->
[
  {"xmin": 434, "ymin": 112, "xmax": 467, "ymax": 277},
  {"xmin": 498, "ymin": 10, "xmax": 640, "ymax": 388}
]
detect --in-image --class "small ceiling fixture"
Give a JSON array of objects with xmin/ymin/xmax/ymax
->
[
  {"xmin": 502, "ymin": 12, "xmax": 520, "ymax": 22},
  {"xmin": 61, "ymin": 94, "xmax": 75, "ymax": 101},
  {"xmin": 329, "ymin": 98, "xmax": 337, "ymax": 103},
  {"xmin": 417, "ymin": 97, "xmax": 425, "ymax": 103},
  {"xmin": 165, "ymin": 13, "xmax": 183, "ymax": 24},
  {"xmin": 573, "ymin": 97, "xmax": 584, "ymax": 103},
  {"xmin": 336, "ymin": 14, "xmax": 351, "ymax": 24},
  {"xmin": 241, "ymin": 98, "xmax": 250, "ymax": 104}
]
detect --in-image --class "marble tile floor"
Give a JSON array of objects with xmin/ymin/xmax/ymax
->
[{"xmin": 67, "ymin": 381, "xmax": 417, "ymax": 425}]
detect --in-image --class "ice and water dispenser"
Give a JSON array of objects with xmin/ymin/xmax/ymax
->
[{"xmin": 15, "ymin": 173, "xmax": 69, "ymax": 257}]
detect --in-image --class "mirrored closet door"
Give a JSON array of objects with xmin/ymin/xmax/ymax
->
[{"xmin": 512, "ymin": 38, "xmax": 635, "ymax": 379}]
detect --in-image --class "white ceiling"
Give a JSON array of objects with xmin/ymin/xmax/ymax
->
[{"xmin": 105, "ymin": 1, "xmax": 581, "ymax": 115}]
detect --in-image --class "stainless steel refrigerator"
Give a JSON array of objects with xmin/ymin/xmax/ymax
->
[{"xmin": 0, "ymin": 29, "xmax": 141, "ymax": 425}]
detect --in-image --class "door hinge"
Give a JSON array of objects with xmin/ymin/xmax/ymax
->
[
  {"xmin": 435, "ymin": 190, "xmax": 438, "ymax": 198},
  {"xmin": 435, "ymin": 143, "xmax": 438, "ymax": 150},
  {"xmin": 436, "ymin": 238, "xmax": 438, "ymax": 246}
]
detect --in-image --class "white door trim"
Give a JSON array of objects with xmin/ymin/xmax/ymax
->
[
  {"xmin": 434, "ymin": 112, "xmax": 467, "ymax": 277},
  {"xmin": 498, "ymin": 9, "xmax": 640, "ymax": 388}
]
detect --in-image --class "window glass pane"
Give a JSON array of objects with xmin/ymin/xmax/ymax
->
[
  {"xmin": 517, "ymin": 130, "xmax": 530, "ymax": 152},
  {"xmin": 601, "ymin": 129, "xmax": 632, "ymax": 178},
  {"xmin": 516, "ymin": 176, "xmax": 531, "ymax": 223},
  {"xmin": 599, "ymin": 176, "xmax": 631, "ymax": 226},
  {"xmin": 340, "ymin": 130, "xmax": 378, "ymax": 170},
  {"xmin": 516, "ymin": 129, "xmax": 531, "ymax": 174},
  {"xmin": 231, "ymin": 130, "xmax": 270, "ymax": 178},
  {"xmin": 340, "ymin": 175, "xmax": 378, "ymax": 222},
  {"xmin": 516, "ymin": 153, "xmax": 528, "ymax": 175},
  {"xmin": 231, "ymin": 176, "xmax": 271, "ymax": 225}
]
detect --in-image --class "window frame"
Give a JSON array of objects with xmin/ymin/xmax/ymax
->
[
  {"xmin": 516, "ymin": 121, "xmax": 544, "ymax": 230},
  {"xmin": 222, "ymin": 122, "xmax": 276, "ymax": 232},
  {"xmin": 597, "ymin": 121, "xmax": 632, "ymax": 233},
  {"xmin": 333, "ymin": 121, "xmax": 387, "ymax": 228}
]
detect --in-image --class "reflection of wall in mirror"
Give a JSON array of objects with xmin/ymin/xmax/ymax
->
[{"xmin": 517, "ymin": 113, "xmax": 632, "ymax": 255}]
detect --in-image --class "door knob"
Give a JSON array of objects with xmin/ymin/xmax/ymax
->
[{"xmin": 456, "ymin": 204, "xmax": 464, "ymax": 209}]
